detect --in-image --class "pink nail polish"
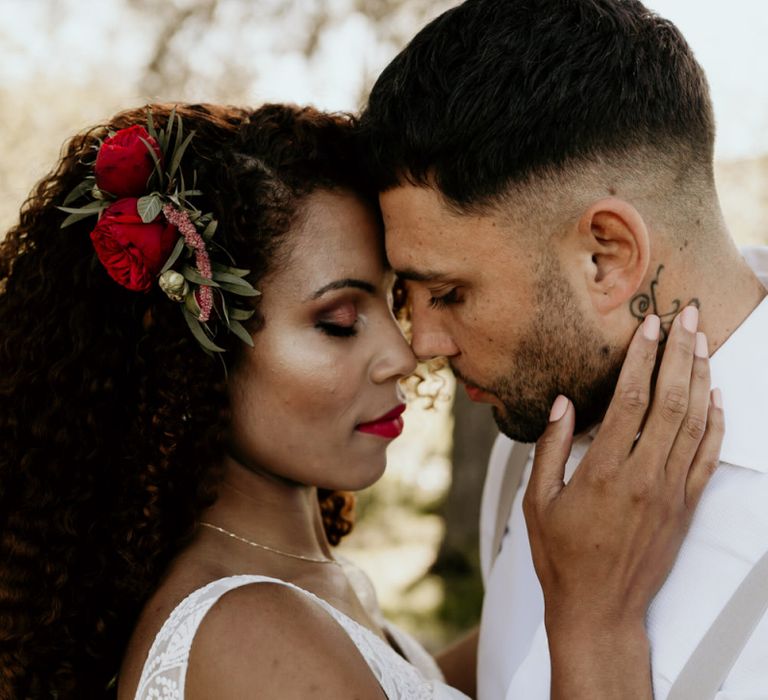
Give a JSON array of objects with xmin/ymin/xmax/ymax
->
[
  {"xmin": 642, "ymin": 314, "xmax": 660, "ymax": 341},
  {"xmin": 549, "ymin": 395, "xmax": 569, "ymax": 422},
  {"xmin": 712, "ymin": 388, "xmax": 723, "ymax": 409},
  {"xmin": 681, "ymin": 305, "xmax": 699, "ymax": 333},
  {"xmin": 694, "ymin": 332, "xmax": 708, "ymax": 358}
]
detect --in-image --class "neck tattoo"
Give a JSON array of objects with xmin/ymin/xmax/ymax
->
[{"xmin": 630, "ymin": 264, "xmax": 700, "ymax": 342}]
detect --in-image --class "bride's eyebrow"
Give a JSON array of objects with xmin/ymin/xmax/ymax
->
[{"xmin": 308, "ymin": 278, "xmax": 376, "ymax": 300}]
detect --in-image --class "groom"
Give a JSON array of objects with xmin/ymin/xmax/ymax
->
[{"xmin": 360, "ymin": 0, "xmax": 768, "ymax": 698}]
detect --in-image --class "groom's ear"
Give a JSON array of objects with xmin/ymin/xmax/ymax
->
[{"xmin": 573, "ymin": 197, "xmax": 650, "ymax": 316}]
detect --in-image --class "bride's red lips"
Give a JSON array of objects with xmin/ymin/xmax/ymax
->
[{"xmin": 356, "ymin": 403, "xmax": 407, "ymax": 439}]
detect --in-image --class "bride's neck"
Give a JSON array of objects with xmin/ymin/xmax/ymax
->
[{"xmin": 201, "ymin": 455, "xmax": 332, "ymax": 560}]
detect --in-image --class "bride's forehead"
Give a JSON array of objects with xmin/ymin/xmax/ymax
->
[
  {"xmin": 260, "ymin": 235, "xmax": 386, "ymax": 304},
  {"xmin": 280, "ymin": 195, "xmax": 384, "ymax": 266}
]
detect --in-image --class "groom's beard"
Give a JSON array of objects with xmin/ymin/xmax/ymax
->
[
  {"xmin": 479, "ymin": 268, "xmax": 625, "ymax": 443},
  {"xmin": 489, "ymin": 345, "xmax": 623, "ymax": 443}
]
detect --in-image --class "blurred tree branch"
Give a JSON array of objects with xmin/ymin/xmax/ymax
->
[
  {"xmin": 126, "ymin": 0, "xmax": 454, "ymax": 103},
  {"xmin": 128, "ymin": 0, "xmax": 218, "ymax": 97}
]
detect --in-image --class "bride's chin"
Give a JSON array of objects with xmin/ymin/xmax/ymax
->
[{"xmin": 322, "ymin": 456, "xmax": 388, "ymax": 493}]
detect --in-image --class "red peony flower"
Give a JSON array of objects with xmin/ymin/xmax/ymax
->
[
  {"xmin": 94, "ymin": 125, "xmax": 162, "ymax": 198},
  {"xmin": 90, "ymin": 198, "xmax": 178, "ymax": 292}
]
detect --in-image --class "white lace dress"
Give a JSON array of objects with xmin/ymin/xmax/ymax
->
[{"xmin": 133, "ymin": 573, "xmax": 469, "ymax": 699}]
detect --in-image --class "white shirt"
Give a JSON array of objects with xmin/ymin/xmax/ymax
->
[{"xmin": 477, "ymin": 247, "xmax": 768, "ymax": 700}]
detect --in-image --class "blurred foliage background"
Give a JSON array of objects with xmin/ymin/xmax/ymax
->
[{"xmin": 1, "ymin": 0, "xmax": 766, "ymax": 652}]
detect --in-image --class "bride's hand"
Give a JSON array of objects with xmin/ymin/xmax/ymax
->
[{"xmin": 524, "ymin": 308, "xmax": 724, "ymax": 699}]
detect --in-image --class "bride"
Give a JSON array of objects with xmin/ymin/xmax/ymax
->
[{"xmin": 0, "ymin": 103, "xmax": 721, "ymax": 699}]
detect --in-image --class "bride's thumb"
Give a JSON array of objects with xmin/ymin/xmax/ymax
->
[{"xmin": 526, "ymin": 396, "xmax": 575, "ymax": 506}]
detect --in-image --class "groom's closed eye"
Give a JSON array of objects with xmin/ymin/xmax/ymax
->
[{"xmin": 429, "ymin": 287, "xmax": 463, "ymax": 309}]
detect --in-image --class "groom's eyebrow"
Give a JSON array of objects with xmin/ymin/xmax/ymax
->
[{"xmin": 394, "ymin": 267, "xmax": 449, "ymax": 282}]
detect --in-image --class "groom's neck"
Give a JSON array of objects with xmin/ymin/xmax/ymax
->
[{"xmin": 647, "ymin": 226, "xmax": 765, "ymax": 354}]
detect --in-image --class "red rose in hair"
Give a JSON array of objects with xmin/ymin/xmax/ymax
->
[
  {"xmin": 94, "ymin": 125, "xmax": 161, "ymax": 198},
  {"xmin": 90, "ymin": 198, "xmax": 178, "ymax": 292}
]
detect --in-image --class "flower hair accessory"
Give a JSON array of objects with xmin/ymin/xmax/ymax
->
[{"xmin": 58, "ymin": 109, "xmax": 259, "ymax": 354}]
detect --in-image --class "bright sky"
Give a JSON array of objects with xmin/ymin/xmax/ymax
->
[
  {"xmin": 1, "ymin": 0, "xmax": 766, "ymax": 161},
  {"xmin": 647, "ymin": 0, "xmax": 768, "ymax": 159}
]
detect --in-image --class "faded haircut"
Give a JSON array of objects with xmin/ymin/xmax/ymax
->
[{"xmin": 359, "ymin": 0, "xmax": 715, "ymax": 215}]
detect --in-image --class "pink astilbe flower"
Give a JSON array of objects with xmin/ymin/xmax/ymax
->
[{"xmin": 163, "ymin": 204, "xmax": 213, "ymax": 322}]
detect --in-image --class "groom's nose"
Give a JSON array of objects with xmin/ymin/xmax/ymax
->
[{"xmin": 410, "ymin": 305, "xmax": 459, "ymax": 360}]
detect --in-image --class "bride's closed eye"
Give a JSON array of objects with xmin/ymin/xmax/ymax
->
[{"xmin": 316, "ymin": 302, "xmax": 358, "ymax": 337}]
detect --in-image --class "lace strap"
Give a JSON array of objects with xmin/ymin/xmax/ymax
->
[{"xmin": 134, "ymin": 575, "xmax": 277, "ymax": 699}]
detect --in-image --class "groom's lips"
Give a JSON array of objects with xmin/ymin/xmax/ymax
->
[
  {"xmin": 464, "ymin": 383, "xmax": 496, "ymax": 403},
  {"xmin": 453, "ymin": 364, "xmax": 501, "ymax": 406}
]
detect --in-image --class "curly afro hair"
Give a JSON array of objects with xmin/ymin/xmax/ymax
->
[{"xmin": 0, "ymin": 103, "xmax": 370, "ymax": 698}]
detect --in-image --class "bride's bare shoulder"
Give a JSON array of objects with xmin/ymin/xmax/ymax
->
[{"xmin": 186, "ymin": 581, "xmax": 387, "ymax": 700}]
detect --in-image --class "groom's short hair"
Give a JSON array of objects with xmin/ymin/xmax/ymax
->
[{"xmin": 360, "ymin": 0, "xmax": 715, "ymax": 212}]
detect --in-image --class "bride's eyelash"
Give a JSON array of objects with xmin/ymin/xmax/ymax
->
[
  {"xmin": 429, "ymin": 288, "xmax": 460, "ymax": 309},
  {"xmin": 316, "ymin": 321, "xmax": 358, "ymax": 338}
]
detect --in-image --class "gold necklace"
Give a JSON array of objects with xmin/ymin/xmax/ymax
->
[{"xmin": 199, "ymin": 522, "xmax": 340, "ymax": 565}]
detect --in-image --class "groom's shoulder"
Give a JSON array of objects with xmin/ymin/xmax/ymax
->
[
  {"xmin": 479, "ymin": 433, "xmax": 519, "ymax": 578},
  {"xmin": 481, "ymin": 433, "xmax": 516, "ymax": 520},
  {"xmin": 488, "ymin": 433, "xmax": 516, "ymax": 472}
]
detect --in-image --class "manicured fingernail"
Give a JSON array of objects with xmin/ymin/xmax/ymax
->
[
  {"xmin": 712, "ymin": 388, "xmax": 723, "ymax": 409},
  {"xmin": 549, "ymin": 395, "xmax": 569, "ymax": 422},
  {"xmin": 681, "ymin": 305, "xmax": 699, "ymax": 333},
  {"xmin": 694, "ymin": 332, "xmax": 708, "ymax": 358},
  {"xmin": 642, "ymin": 314, "xmax": 660, "ymax": 341}
]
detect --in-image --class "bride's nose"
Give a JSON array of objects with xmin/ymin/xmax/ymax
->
[{"xmin": 370, "ymin": 321, "xmax": 418, "ymax": 384}]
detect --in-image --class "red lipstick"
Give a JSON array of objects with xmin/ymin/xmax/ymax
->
[{"xmin": 356, "ymin": 403, "xmax": 406, "ymax": 439}]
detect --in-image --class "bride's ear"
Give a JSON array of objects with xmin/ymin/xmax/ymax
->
[{"xmin": 574, "ymin": 198, "xmax": 650, "ymax": 316}]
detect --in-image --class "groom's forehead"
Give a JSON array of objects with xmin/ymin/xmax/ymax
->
[
  {"xmin": 381, "ymin": 185, "xmax": 527, "ymax": 238},
  {"xmin": 381, "ymin": 183, "xmax": 501, "ymax": 237},
  {"xmin": 383, "ymin": 219, "xmax": 532, "ymax": 294}
]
